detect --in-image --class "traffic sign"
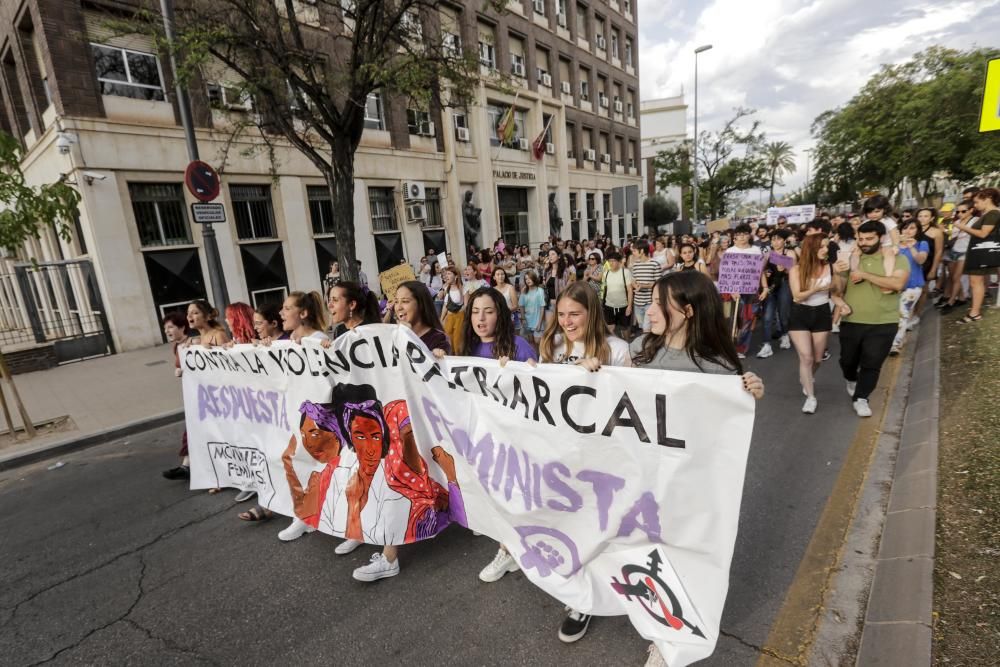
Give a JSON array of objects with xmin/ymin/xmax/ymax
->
[
  {"xmin": 979, "ymin": 57, "xmax": 1000, "ymax": 133},
  {"xmin": 184, "ymin": 160, "xmax": 221, "ymax": 202},
  {"xmin": 190, "ymin": 203, "xmax": 226, "ymax": 224}
]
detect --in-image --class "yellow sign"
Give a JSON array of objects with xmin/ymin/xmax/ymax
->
[
  {"xmin": 980, "ymin": 57, "xmax": 1000, "ymax": 133},
  {"xmin": 378, "ymin": 264, "xmax": 416, "ymax": 300}
]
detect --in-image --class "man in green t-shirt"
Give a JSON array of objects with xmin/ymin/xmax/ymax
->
[{"xmin": 834, "ymin": 220, "xmax": 910, "ymax": 417}]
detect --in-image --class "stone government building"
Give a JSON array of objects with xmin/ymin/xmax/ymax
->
[{"xmin": 0, "ymin": 0, "xmax": 642, "ymax": 360}]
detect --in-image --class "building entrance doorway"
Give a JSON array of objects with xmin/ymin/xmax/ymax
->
[{"xmin": 497, "ymin": 187, "xmax": 529, "ymax": 248}]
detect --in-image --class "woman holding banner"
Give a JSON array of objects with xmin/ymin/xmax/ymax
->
[
  {"xmin": 788, "ymin": 235, "xmax": 836, "ymax": 414},
  {"xmin": 534, "ymin": 281, "xmax": 631, "ymax": 643},
  {"xmin": 630, "ymin": 271, "xmax": 763, "ymax": 666}
]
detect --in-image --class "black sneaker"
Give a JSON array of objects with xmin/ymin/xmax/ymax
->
[
  {"xmin": 558, "ymin": 608, "xmax": 592, "ymax": 643},
  {"xmin": 162, "ymin": 465, "xmax": 190, "ymax": 480}
]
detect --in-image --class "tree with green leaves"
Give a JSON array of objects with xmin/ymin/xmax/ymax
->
[
  {"xmin": 763, "ymin": 141, "xmax": 796, "ymax": 205},
  {"xmin": 133, "ymin": 0, "xmax": 505, "ymax": 282},
  {"xmin": 652, "ymin": 107, "xmax": 768, "ymax": 220},
  {"xmin": 642, "ymin": 194, "xmax": 678, "ymax": 230},
  {"xmin": 811, "ymin": 47, "xmax": 1000, "ymax": 206},
  {"xmin": 0, "ymin": 130, "xmax": 83, "ymax": 438}
]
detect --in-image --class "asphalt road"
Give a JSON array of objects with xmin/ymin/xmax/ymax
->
[{"xmin": 0, "ymin": 334, "xmax": 869, "ymax": 666}]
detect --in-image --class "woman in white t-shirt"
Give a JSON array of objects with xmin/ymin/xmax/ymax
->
[
  {"xmin": 535, "ymin": 280, "xmax": 630, "ymax": 644},
  {"xmin": 274, "ymin": 291, "xmax": 331, "ymax": 543}
]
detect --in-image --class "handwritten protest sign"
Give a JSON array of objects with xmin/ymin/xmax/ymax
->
[
  {"xmin": 718, "ymin": 252, "xmax": 765, "ymax": 294},
  {"xmin": 766, "ymin": 205, "xmax": 815, "ymax": 226},
  {"xmin": 768, "ymin": 251, "xmax": 795, "ymax": 269},
  {"xmin": 182, "ymin": 326, "xmax": 755, "ymax": 666},
  {"xmin": 378, "ymin": 264, "xmax": 416, "ymax": 300}
]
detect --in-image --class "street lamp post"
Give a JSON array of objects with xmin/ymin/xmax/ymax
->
[
  {"xmin": 692, "ymin": 44, "xmax": 712, "ymax": 226},
  {"xmin": 160, "ymin": 0, "xmax": 229, "ymax": 310}
]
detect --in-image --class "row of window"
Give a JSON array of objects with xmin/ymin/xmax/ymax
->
[{"xmin": 128, "ymin": 183, "xmax": 444, "ymax": 248}]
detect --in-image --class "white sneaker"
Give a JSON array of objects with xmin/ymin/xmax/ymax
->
[
  {"xmin": 335, "ymin": 539, "xmax": 363, "ymax": 555},
  {"xmin": 479, "ymin": 547, "xmax": 520, "ymax": 583},
  {"xmin": 353, "ymin": 553, "xmax": 400, "ymax": 582},
  {"xmin": 278, "ymin": 518, "xmax": 315, "ymax": 542},
  {"xmin": 779, "ymin": 334, "xmax": 791, "ymax": 349},
  {"xmin": 802, "ymin": 396, "xmax": 818, "ymax": 414},
  {"xmin": 234, "ymin": 489, "xmax": 256, "ymax": 503},
  {"xmin": 831, "ymin": 323, "xmax": 840, "ymax": 333},
  {"xmin": 846, "ymin": 380, "xmax": 857, "ymax": 398},
  {"xmin": 756, "ymin": 343, "xmax": 773, "ymax": 358},
  {"xmin": 644, "ymin": 644, "xmax": 668, "ymax": 667},
  {"xmin": 907, "ymin": 316, "xmax": 921, "ymax": 331},
  {"xmin": 737, "ymin": 352, "xmax": 746, "ymax": 359},
  {"xmin": 853, "ymin": 398, "xmax": 872, "ymax": 417}
]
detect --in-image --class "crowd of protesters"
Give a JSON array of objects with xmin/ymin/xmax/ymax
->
[{"xmin": 156, "ymin": 185, "xmax": 997, "ymax": 665}]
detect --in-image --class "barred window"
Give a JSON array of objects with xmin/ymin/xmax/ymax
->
[
  {"xmin": 307, "ymin": 185, "xmax": 335, "ymax": 235},
  {"xmin": 230, "ymin": 184, "xmax": 277, "ymax": 240},
  {"xmin": 368, "ymin": 187, "xmax": 398, "ymax": 232},
  {"xmin": 424, "ymin": 187, "xmax": 444, "ymax": 229},
  {"xmin": 128, "ymin": 183, "xmax": 191, "ymax": 247}
]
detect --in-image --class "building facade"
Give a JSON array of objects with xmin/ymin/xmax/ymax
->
[
  {"xmin": 640, "ymin": 94, "xmax": 687, "ymax": 215},
  {"xmin": 0, "ymin": 0, "xmax": 642, "ymax": 355}
]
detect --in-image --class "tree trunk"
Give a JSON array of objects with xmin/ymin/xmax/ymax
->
[
  {"xmin": 328, "ymin": 138, "xmax": 359, "ymax": 285},
  {"xmin": 0, "ymin": 352, "xmax": 34, "ymax": 438}
]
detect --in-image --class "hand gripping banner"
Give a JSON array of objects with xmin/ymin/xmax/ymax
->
[{"xmin": 182, "ymin": 325, "xmax": 754, "ymax": 666}]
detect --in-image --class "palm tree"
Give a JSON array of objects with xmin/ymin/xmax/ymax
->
[{"xmin": 764, "ymin": 141, "xmax": 797, "ymax": 205}]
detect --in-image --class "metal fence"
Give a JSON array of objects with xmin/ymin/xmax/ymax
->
[{"xmin": 0, "ymin": 259, "xmax": 114, "ymax": 362}]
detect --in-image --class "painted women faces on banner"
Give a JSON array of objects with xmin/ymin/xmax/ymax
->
[{"xmin": 282, "ymin": 383, "xmax": 461, "ymax": 544}]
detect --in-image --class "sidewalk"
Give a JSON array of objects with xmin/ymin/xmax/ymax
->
[{"xmin": 0, "ymin": 345, "xmax": 183, "ymax": 470}]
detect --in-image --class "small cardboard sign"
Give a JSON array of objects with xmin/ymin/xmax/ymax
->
[
  {"xmin": 707, "ymin": 218, "xmax": 731, "ymax": 234},
  {"xmin": 378, "ymin": 264, "xmax": 417, "ymax": 300},
  {"xmin": 718, "ymin": 252, "xmax": 765, "ymax": 294}
]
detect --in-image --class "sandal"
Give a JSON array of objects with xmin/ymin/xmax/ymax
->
[
  {"xmin": 239, "ymin": 505, "xmax": 273, "ymax": 522},
  {"xmin": 958, "ymin": 313, "xmax": 982, "ymax": 323},
  {"xmin": 207, "ymin": 487, "xmax": 222, "ymax": 495}
]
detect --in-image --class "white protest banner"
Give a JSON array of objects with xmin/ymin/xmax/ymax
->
[
  {"xmin": 182, "ymin": 325, "xmax": 754, "ymax": 666},
  {"xmin": 766, "ymin": 205, "xmax": 816, "ymax": 225},
  {"xmin": 717, "ymin": 252, "xmax": 765, "ymax": 294}
]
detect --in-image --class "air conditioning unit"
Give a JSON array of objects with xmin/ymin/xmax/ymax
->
[
  {"xmin": 545, "ymin": 142, "xmax": 555, "ymax": 155},
  {"xmin": 533, "ymin": 0, "xmax": 545, "ymax": 13},
  {"xmin": 402, "ymin": 181, "xmax": 426, "ymax": 202},
  {"xmin": 541, "ymin": 73, "xmax": 552, "ymax": 87},
  {"xmin": 557, "ymin": 12, "xmax": 567, "ymax": 27},
  {"xmin": 601, "ymin": 153, "xmax": 611, "ymax": 164},
  {"xmin": 419, "ymin": 120, "xmax": 435, "ymax": 137},
  {"xmin": 628, "ymin": 158, "xmax": 636, "ymax": 169},
  {"xmin": 584, "ymin": 148, "xmax": 596, "ymax": 161},
  {"xmin": 596, "ymin": 35, "xmax": 606, "ymax": 49},
  {"xmin": 572, "ymin": 210, "xmax": 582, "ymax": 220},
  {"xmin": 512, "ymin": 61, "xmax": 525, "ymax": 77},
  {"xmin": 614, "ymin": 100, "xmax": 623, "ymax": 113},
  {"xmin": 567, "ymin": 150, "xmax": 575, "ymax": 159},
  {"xmin": 560, "ymin": 81, "xmax": 572, "ymax": 94},
  {"xmin": 517, "ymin": 137, "xmax": 530, "ymax": 151},
  {"xmin": 599, "ymin": 94, "xmax": 609, "ymax": 108},
  {"xmin": 455, "ymin": 126, "xmax": 471, "ymax": 142},
  {"xmin": 406, "ymin": 203, "xmax": 426, "ymax": 222}
]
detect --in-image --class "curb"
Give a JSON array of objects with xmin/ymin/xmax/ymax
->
[
  {"xmin": 855, "ymin": 312, "xmax": 940, "ymax": 665},
  {"xmin": 0, "ymin": 409, "xmax": 185, "ymax": 472}
]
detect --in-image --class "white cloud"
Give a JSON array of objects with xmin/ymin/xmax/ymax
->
[{"xmin": 637, "ymin": 0, "xmax": 1000, "ymax": 196}]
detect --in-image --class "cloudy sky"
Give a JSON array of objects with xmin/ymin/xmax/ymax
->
[{"xmin": 637, "ymin": 0, "xmax": 1000, "ymax": 199}]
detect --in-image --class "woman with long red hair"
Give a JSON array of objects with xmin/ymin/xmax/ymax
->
[{"xmin": 224, "ymin": 302, "xmax": 257, "ymax": 344}]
